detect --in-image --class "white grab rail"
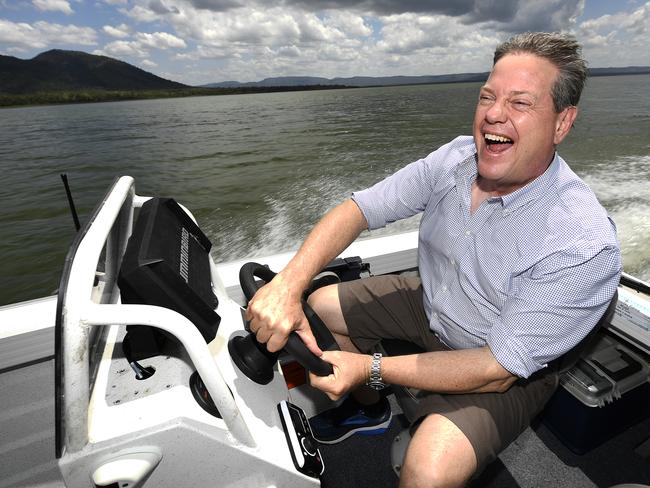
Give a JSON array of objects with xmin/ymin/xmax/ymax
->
[
  {"xmin": 58, "ymin": 176, "xmax": 253, "ymax": 455},
  {"xmin": 82, "ymin": 303, "xmax": 255, "ymax": 447}
]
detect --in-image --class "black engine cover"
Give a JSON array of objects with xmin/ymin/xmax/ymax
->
[{"xmin": 118, "ymin": 197, "xmax": 220, "ymax": 360}]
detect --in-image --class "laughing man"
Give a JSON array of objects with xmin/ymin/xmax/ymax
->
[{"xmin": 246, "ymin": 32, "xmax": 621, "ymax": 487}]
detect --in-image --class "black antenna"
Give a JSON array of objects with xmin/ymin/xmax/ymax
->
[{"xmin": 60, "ymin": 173, "xmax": 81, "ymax": 232}]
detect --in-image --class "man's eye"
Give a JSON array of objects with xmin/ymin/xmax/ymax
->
[{"xmin": 512, "ymin": 100, "xmax": 531, "ymax": 108}]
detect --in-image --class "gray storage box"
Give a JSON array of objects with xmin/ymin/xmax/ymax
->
[{"xmin": 542, "ymin": 332, "xmax": 650, "ymax": 454}]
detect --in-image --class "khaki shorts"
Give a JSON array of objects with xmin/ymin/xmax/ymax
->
[{"xmin": 338, "ymin": 274, "xmax": 559, "ymax": 472}]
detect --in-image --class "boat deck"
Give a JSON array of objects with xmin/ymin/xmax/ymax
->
[
  {"xmin": 321, "ymin": 404, "xmax": 650, "ymax": 487},
  {"xmin": 2, "ymin": 358, "xmax": 649, "ymax": 488}
]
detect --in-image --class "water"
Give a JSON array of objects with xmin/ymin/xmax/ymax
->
[{"xmin": 1, "ymin": 76, "xmax": 649, "ymax": 306}]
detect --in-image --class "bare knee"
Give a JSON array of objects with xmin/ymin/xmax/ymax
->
[
  {"xmin": 307, "ymin": 285, "xmax": 360, "ymax": 352},
  {"xmin": 400, "ymin": 460, "xmax": 464, "ymax": 488},
  {"xmin": 307, "ymin": 284, "xmax": 346, "ymax": 334},
  {"xmin": 307, "ymin": 284, "xmax": 334, "ymax": 311},
  {"xmin": 399, "ymin": 414, "xmax": 477, "ymax": 488}
]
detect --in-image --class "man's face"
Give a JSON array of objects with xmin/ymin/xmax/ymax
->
[{"xmin": 472, "ymin": 53, "xmax": 576, "ymax": 194}]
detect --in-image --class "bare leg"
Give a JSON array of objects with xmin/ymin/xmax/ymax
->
[
  {"xmin": 307, "ymin": 284, "xmax": 360, "ymax": 353},
  {"xmin": 400, "ymin": 414, "xmax": 477, "ymax": 488},
  {"xmin": 310, "ymin": 283, "xmax": 478, "ymax": 485},
  {"xmin": 307, "ymin": 284, "xmax": 380, "ymax": 403}
]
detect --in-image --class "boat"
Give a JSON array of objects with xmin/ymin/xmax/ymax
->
[{"xmin": 1, "ymin": 175, "xmax": 649, "ymax": 487}]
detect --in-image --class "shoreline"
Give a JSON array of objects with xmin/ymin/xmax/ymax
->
[
  {"xmin": 0, "ymin": 84, "xmax": 353, "ymax": 108},
  {"xmin": 3, "ymin": 70, "xmax": 650, "ymax": 109}
]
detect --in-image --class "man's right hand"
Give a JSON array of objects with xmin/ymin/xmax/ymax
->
[
  {"xmin": 244, "ymin": 199, "xmax": 367, "ymax": 357},
  {"xmin": 245, "ymin": 272, "xmax": 323, "ymax": 356}
]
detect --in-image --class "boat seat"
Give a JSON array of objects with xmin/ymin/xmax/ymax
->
[
  {"xmin": 551, "ymin": 290, "xmax": 618, "ymax": 376},
  {"xmin": 608, "ymin": 485, "xmax": 650, "ymax": 488},
  {"xmin": 381, "ymin": 291, "xmax": 619, "ymax": 476}
]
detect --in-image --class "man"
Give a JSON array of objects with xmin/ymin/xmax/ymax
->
[{"xmin": 246, "ymin": 32, "xmax": 621, "ymax": 487}]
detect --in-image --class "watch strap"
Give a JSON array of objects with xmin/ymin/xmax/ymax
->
[{"xmin": 367, "ymin": 352, "xmax": 386, "ymax": 390}]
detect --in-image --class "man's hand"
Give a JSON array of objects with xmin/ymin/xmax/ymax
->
[
  {"xmin": 310, "ymin": 346, "xmax": 519, "ymax": 401},
  {"xmin": 244, "ymin": 200, "xmax": 367, "ymax": 356},
  {"xmin": 245, "ymin": 272, "xmax": 322, "ymax": 355},
  {"xmin": 309, "ymin": 350, "xmax": 370, "ymax": 401}
]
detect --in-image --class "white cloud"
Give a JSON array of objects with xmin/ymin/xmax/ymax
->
[
  {"xmin": 115, "ymin": 0, "xmax": 512, "ymax": 82},
  {"xmin": 578, "ymin": 2, "xmax": 649, "ymax": 36},
  {"xmin": 377, "ymin": 14, "xmax": 453, "ymax": 55},
  {"xmin": 35, "ymin": 20, "xmax": 96, "ymax": 45},
  {"xmin": 96, "ymin": 30, "xmax": 187, "ymax": 62},
  {"xmin": 3, "ymin": 0, "xmax": 650, "ymax": 85},
  {"xmin": 94, "ymin": 0, "xmax": 594, "ymax": 83},
  {"xmin": 277, "ymin": 45, "xmax": 301, "ymax": 58},
  {"xmin": 135, "ymin": 31, "xmax": 187, "ymax": 49},
  {"xmin": 0, "ymin": 19, "xmax": 44, "ymax": 49},
  {"xmin": 121, "ymin": 4, "xmax": 163, "ymax": 22},
  {"xmin": 182, "ymin": 45, "xmax": 238, "ymax": 60},
  {"xmin": 103, "ymin": 23, "xmax": 131, "ymax": 38},
  {"xmin": 153, "ymin": 3, "xmax": 375, "ymax": 78},
  {"xmin": 472, "ymin": 0, "xmax": 584, "ymax": 33},
  {"xmin": 98, "ymin": 39, "xmax": 148, "ymax": 58},
  {"xmin": 32, "ymin": 0, "xmax": 73, "ymax": 15},
  {"xmin": 149, "ymin": 0, "xmax": 180, "ymax": 14},
  {"xmin": 323, "ymin": 11, "xmax": 373, "ymax": 38},
  {"xmin": 575, "ymin": 2, "xmax": 650, "ymax": 68},
  {"xmin": 316, "ymin": 43, "xmax": 360, "ymax": 62},
  {"xmin": 0, "ymin": 19, "xmax": 96, "ymax": 50}
]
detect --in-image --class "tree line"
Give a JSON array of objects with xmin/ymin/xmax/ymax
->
[{"xmin": 0, "ymin": 85, "xmax": 351, "ymax": 108}]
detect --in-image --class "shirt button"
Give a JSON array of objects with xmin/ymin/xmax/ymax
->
[
  {"xmin": 465, "ymin": 230, "xmax": 471, "ymax": 236},
  {"xmin": 441, "ymin": 286, "xmax": 448, "ymax": 292},
  {"xmin": 450, "ymin": 258, "xmax": 455, "ymax": 266}
]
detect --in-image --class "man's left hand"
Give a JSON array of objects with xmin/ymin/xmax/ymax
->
[{"xmin": 308, "ymin": 350, "xmax": 370, "ymax": 401}]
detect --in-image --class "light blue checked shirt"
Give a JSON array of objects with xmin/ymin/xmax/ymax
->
[{"xmin": 353, "ymin": 136, "xmax": 621, "ymax": 378}]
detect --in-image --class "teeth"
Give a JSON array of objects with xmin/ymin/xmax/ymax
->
[{"xmin": 485, "ymin": 133, "xmax": 512, "ymax": 143}]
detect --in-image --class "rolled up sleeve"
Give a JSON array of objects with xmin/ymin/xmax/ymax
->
[
  {"xmin": 352, "ymin": 136, "xmax": 474, "ymax": 230},
  {"xmin": 487, "ymin": 243, "xmax": 621, "ymax": 378}
]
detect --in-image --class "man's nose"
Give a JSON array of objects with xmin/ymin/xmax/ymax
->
[{"xmin": 485, "ymin": 100, "xmax": 507, "ymax": 123}]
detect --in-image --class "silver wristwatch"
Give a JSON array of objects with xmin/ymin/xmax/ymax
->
[{"xmin": 367, "ymin": 352, "xmax": 387, "ymax": 390}]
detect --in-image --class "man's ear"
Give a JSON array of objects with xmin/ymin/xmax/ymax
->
[{"xmin": 554, "ymin": 106, "xmax": 578, "ymax": 145}]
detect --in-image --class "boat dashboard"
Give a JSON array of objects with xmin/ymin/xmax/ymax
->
[{"xmin": 54, "ymin": 176, "xmax": 325, "ymax": 487}]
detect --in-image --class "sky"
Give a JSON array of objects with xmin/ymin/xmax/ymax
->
[{"xmin": 1, "ymin": 0, "xmax": 649, "ymax": 86}]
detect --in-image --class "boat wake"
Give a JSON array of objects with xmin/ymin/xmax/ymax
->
[
  {"xmin": 206, "ymin": 153, "xmax": 649, "ymax": 284},
  {"xmin": 583, "ymin": 154, "xmax": 650, "ymax": 282}
]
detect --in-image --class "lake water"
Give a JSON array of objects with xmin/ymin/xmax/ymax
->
[{"xmin": 1, "ymin": 75, "xmax": 649, "ymax": 306}]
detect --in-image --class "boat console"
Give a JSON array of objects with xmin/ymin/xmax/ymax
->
[
  {"xmin": 118, "ymin": 197, "xmax": 220, "ymax": 363},
  {"xmin": 53, "ymin": 175, "xmax": 650, "ymax": 487},
  {"xmin": 55, "ymin": 176, "xmax": 325, "ymax": 487}
]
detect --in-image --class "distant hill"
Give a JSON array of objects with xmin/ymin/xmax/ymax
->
[
  {"xmin": 589, "ymin": 66, "xmax": 650, "ymax": 76},
  {"xmin": 3, "ymin": 48, "xmax": 650, "ymax": 99},
  {"xmin": 203, "ymin": 73, "xmax": 489, "ymax": 89},
  {"xmin": 204, "ymin": 66, "xmax": 650, "ymax": 89},
  {"xmin": 0, "ymin": 49, "xmax": 188, "ymax": 94}
]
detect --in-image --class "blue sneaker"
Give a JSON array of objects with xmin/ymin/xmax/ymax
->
[{"xmin": 309, "ymin": 396, "xmax": 392, "ymax": 444}]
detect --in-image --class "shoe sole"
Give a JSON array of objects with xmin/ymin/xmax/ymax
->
[{"xmin": 312, "ymin": 413, "xmax": 392, "ymax": 445}]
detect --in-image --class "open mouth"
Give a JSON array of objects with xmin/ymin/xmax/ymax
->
[{"xmin": 484, "ymin": 133, "xmax": 513, "ymax": 153}]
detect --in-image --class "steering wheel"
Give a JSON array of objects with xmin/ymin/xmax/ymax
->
[{"xmin": 239, "ymin": 262, "xmax": 339, "ymax": 377}]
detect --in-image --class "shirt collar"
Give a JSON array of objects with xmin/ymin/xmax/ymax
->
[
  {"xmin": 455, "ymin": 151, "xmax": 560, "ymax": 212},
  {"xmin": 500, "ymin": 152, "xmax": 560, "ymax": 210}
]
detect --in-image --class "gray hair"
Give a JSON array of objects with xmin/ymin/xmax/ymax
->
[{"xmin": 493, "ymin": 32, "xmax": 588, "ymax": 112}]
